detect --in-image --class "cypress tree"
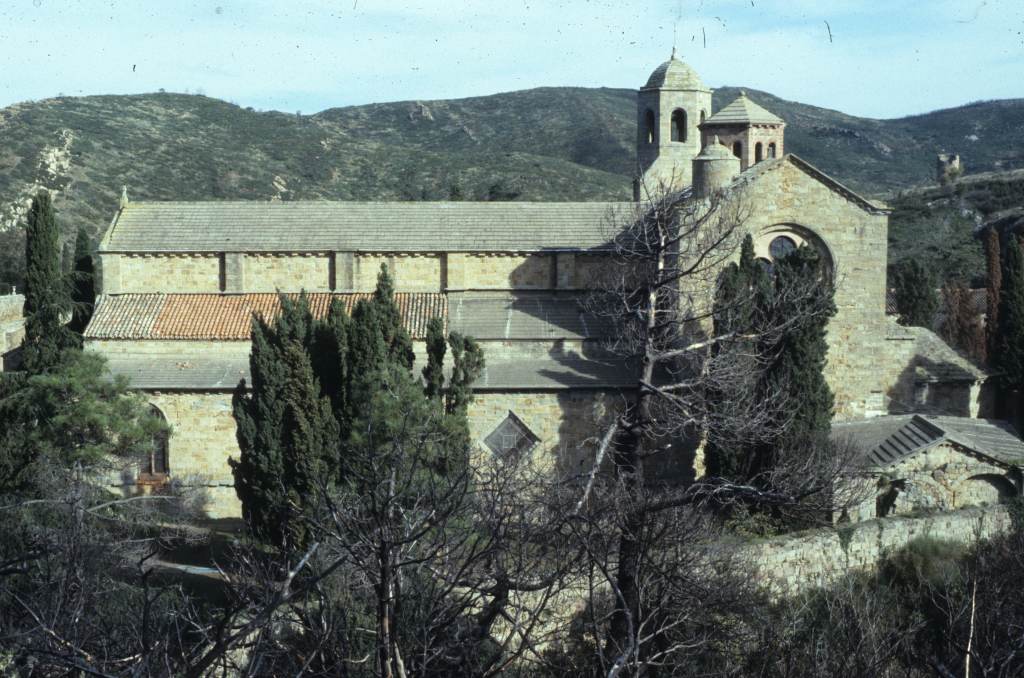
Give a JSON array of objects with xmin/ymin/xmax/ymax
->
[
  {"xmin": 22, "ymin": 192, "xmax": 78, "ymax": 373},
  {"xmin": 997, "ymin": 236, "xmax": 1024, "ymax": 392},
  {"xmin": 311, "ymin": 298, "xmax": 351, "ymax": 438},
  {"xmin": 984, "ymin": 227, "xmax": 1002, "ymax": 363},
  {"xmin": 893, "ymin": 259, "xmax": 938, "ymax": 328},
  {"xmin": 373, "ymin": 264, "xmax": 415, "ymax": 370},
  {"xmin": 231, "ymin": 293, "xmax": 339, "ymax": 549},
  {"xmin": 423, "ymin": 316, "xmax": 446, "ymax": 401},
  {"xmin": 68, "ymin": 227, "xmax": 95, "ymax": 334},
  {"xmin": 278, "ymin": 341, "xmax": 336, "ymax": 549},
  {"xmin": 232, "ymin": 272, "xmax": 485, "ymax": 549},
  {"xmin": 762, "ymin": 246, "xmax": 836, "ymax": 458},
  {"xmin": 705, "ymin": 235, "xmax": 771, "ymax": 480},
  {"xmin": 446, "ymin": 332, "xmax": 484, "ymax": 417}
]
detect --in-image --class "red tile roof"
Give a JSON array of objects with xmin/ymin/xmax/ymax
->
[{"xmin": 87, "ymin": 293, "xmax": 446, "ymax": 340}]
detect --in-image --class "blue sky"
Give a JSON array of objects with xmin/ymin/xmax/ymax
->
[{"xmin": 0, "ymin": 0, "xmax": 1020, "ymax": 118}]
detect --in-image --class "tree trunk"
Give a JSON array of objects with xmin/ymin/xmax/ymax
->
[{"xmin": 607, "ymin": 247, "xmax": 664, "ymax": 670}]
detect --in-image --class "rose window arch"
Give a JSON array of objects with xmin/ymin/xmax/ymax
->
[{"xmin": 752, "ymin": 224, "xmax": 835, "ymax": 278}]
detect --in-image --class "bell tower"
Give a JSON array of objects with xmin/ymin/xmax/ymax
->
[{"xmin": 635, "ymin": 50, "xmax": 713, "ymax": 199}]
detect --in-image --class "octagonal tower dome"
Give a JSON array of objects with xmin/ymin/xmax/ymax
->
[
  {"xmin": 635, "ymin": 50, "xmax": 713, "ymax": 198},
  {"xmin": 643, "ymin": 51, "xmax": 707, "ymax": 91}
]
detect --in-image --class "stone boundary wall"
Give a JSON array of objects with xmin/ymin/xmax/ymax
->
[{"xmin": 738, "ymin": 505, "xmax": 1013, "ymax": 595}]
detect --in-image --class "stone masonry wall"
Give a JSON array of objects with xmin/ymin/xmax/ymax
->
[
  {"xmin": 462, "ymin": 254, "xmax": 554, "ymax": 290},
  {"xmin": 353, "ymin": 254, "xmax": 444, "ymax": 292},
  {"xmin": 148, "ymin": 391, "xmax": 240, "ymax": 519},
  {"xmin": 469, "ymin": 390, "xmax": 616, "ymax": 474},
  {"xmin": 244, "ymin": 254, "xmax": 331, "ymax": 292},
  {"xmin": 740, "ymin": 505, "xmax": 1013, "ymax": 595},
  {"xmin": 741, "ymin": 161, "xmax": 891, "ymax": 420},
  {"xmin": 106, "ymin": 387, "xmax": 619, "ymax": 520},
  {"xmin": 117, "ymin": 254, "xmax": 222, "ymax": 293},
  {"xmin": 105, "ymin": 250, "xmax": 604, "ymax": 294}
]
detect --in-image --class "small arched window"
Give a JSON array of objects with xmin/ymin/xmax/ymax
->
[
  {"xmin": 769, "ymin": 235, "xmax": 797, "ymax": 261},
  {"xmin": 755, "ymin": 142, "xmax": 764, "ymax": 163},
  {"xmin": 768, "ymin": 142, "xmax": 777, "ymax": 158},
  {"xmin": 141, "ymin": 405, "xmax": 170, "ymax": 480},
  {"xmin": 732, "ymin": 141, "xmax": 743, "ymax": 159},
  {"xmin": 700, "ymin": 110, "xmax": 707, "ymax": 124},
  {"xmin": 671, "ymin": 109, "xmax": 687, "ymax": 142},
  {"xmin": 644, "ymin": 109, "xmax": 656, "ymax": 145}
]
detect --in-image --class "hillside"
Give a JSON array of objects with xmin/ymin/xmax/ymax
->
[
  {"xmin": 1, "ymin": 85, "xmax": 1023, "ymax": 286},
  {"xmin": 887, "ymin": 169, "xmax": 1024, "ymax": 286}
]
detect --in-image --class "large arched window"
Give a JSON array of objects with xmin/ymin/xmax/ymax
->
[
  {"xmin": 644, "ymin": 109, "xmax": 656, "ymax": 145},
  {"xmin": 755, "ymin": 142, "xmax": 764, "ymax": 163},
  {"xmin": 670, "ymin": 109, "xmax": 687, "ymax": 142},
  {"xmin": 754, "ymin": 224, "xmax": 836, "ymax": 280},
  {"xmin": 141, "ymin": 405, "xmax": 169, "ymax": 480},
  {"xmin": 732, "ymin": 141, "xmax": 743, "ymax": 159}
]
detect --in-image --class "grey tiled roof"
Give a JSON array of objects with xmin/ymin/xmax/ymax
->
[
  {"xmin": 912, "ymin": 328, "xmax": 987, "ymax": 382},
  {"xmin": 105, "ymin": 356, "xmax": 250, "ymax": 391},
  {"xmin": 833, "ymin": 414, "xmax": 1024, "ymax": 470},
  {"xmin": 702, "ymin": 92, "xmax": 784, "ymax": 126},
  {"xmin": 448, "ymin": 294, "xmax": 614, "ymax": 340},
  {"xmin": 101, "ymin": 202, "xmax": 634, "ymax": 253},
  {"xmin": 102, "ymin": 353, "xmax": 637, "ymax": 391}
]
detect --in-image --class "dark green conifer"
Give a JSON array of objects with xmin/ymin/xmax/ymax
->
[
  {"xmin": 705, "ymin": 235, "xmax": 770, "ymax": 480},
  {"xmin": 423, "ymin": 316, "xmax": 446, "ymax": 401},
  {"xmin": 997, "ymin": 236, "xmax": 1024, "ymax": 392},
  {"xmin": 761, "ymin": 246, "xmax": 836, "ymax": 462},
  {"xmin": 373, "ymin": 264, "xmax": 415, "ymax": 370},
  {"xmin": 230, "ymin": 293, "xmax": 339, "ymax": 549},
  {"xmin": 893, "ymin": 259, "xmax": 938, "ymax": 328},
  {"xmin": 68, "ymin": 227, "xmax": 95, "ymax": 334},
  {"xmin": 446, "ymin": 332, "xmax": 484, "ymax": 417},
  {"xmin": 22, "ymin": 192, "xmax": 78, "ymax": 373}
]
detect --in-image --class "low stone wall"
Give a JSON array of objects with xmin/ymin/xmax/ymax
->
[{"xmin": 739, "ymin": 505, "xmax": 1013, "ymax": 594}]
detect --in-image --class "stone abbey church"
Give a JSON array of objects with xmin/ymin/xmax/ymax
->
[{"xmin": 85, "ymin": 56, "xmax": 1015, "ymax": 518}]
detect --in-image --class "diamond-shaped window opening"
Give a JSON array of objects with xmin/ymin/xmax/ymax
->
[{"xmin": 484, "ymin": 411, "xmax": 540, "ymax": 459}]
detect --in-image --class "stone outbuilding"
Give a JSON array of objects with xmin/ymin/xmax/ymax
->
[{"xmin": 835, "ymin": 414, "xmax": 1024, "ymax": 521}]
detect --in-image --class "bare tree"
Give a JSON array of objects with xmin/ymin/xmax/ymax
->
[
  {"xmin": 574, "ymin": 179, "xmax": 862, "ymax": 674},
  {"xmin": 0, "ymin": 459, "xmax": 210, "ymax": 677}
]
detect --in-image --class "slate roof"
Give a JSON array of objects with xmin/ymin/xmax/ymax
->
[
  {"xmin": 100, "ymin": 353, "xmax": 637, "ymax": 391},
  {"xmin": 448, "ymin": 294, "xmax": 614, "ymax": 340},
  {"xmin": 100, "ymin": 202, "xmax": 633, "ymax": 254},
  {"xmin": 912, "ymin": 328, "xmax": 987, "ymax": 382},
  {"xmin": 834, "ymin": 414, "xmax": 1024, "ymax": 470},
  {"xmin": 643, "ymin": 55, "xmax": 708, "ymax": 91},
  {"xmin": 702, "ymin": 92, "xmax": 784, "ymax": 126},
  {"xmin": 86, "ymin": 293, "xmax": 446, "ymax": 340}
]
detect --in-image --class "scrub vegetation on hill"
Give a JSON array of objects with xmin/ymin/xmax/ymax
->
[{"xmin": 1, "ymin": 86, "xmax": 1023, "ymax": 288}]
